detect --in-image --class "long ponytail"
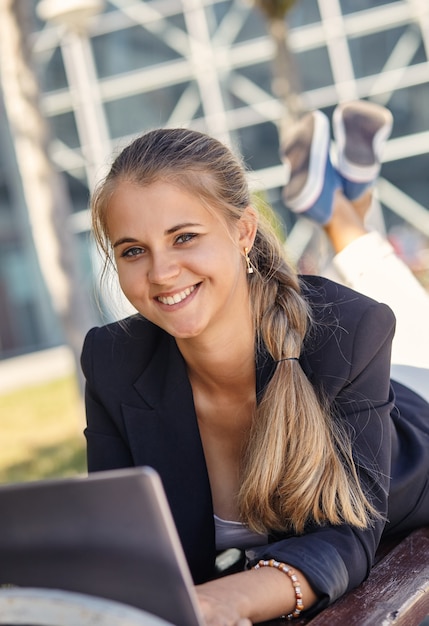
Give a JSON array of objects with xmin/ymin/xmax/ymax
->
[{"xmin": 238, "ymin": 215, "xmax": 377, "ymax": 533}]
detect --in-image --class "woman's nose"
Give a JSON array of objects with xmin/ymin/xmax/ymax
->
[{"xmin": 147, "ymin": 251, "xmax": 179, "ymax": 284}]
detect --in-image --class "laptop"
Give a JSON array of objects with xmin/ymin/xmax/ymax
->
[{"xmin": 0, "ymin": 466, "xmax": 205, "ymax": 626}]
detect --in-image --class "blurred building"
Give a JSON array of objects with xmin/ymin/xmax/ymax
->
[{"xmin": 0, "ymin": 0, "xmax": 428, "ymax": 360}]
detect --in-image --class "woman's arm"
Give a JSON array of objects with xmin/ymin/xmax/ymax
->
[{"xmin": 196, "ymin": 565, "xmax": 317, "ymax": 625}]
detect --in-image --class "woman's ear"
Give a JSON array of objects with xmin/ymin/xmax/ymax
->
[{"xmin": 238, "ymin": 205, "xmax": 258, "ymax": 251}]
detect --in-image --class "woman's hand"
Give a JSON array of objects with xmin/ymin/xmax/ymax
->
[{"xmin": 196, "ymin": 578, "xmax": 252, "ymax": 626}]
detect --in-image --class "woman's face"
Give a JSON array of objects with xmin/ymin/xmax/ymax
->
[{"xmin": 106, "ymin": 180, "xmax": 256, "ymax": 342}]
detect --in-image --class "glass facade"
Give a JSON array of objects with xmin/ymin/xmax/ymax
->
[{"xmin": 0, "ymin": 0, "xmax": 428, "ymax": 359}]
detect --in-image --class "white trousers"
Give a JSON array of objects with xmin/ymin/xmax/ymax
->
[{"xmin": 329, "ymin": 231, "xmax": 429, "ymax": 403}]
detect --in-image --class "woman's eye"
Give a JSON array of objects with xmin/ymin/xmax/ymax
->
[
  {"xmin": 121, "ymin": 246, "xmax": 144, "ymax": 258},
  {"xmin": 175, "ymin": 233, "xmax": 197, "ymax": 244}
]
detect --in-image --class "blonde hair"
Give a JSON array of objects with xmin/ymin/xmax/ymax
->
[{"xmin": 92, "ymin": 128, "xmax": 377, "ymax": 534}]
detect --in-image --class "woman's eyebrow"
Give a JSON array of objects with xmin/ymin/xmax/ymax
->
[
  {"xmin": 113, "ymin": 237, "xmax": 138, "ymax": 248},
  {"xmin": 165, "ymin": 222, "xmax": 202, "ymax": 235}
]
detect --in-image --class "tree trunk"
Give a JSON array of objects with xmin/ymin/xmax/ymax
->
[
  {"xmin": 267, "ymin": 15, "xmax": 305, "ymax": 139},
  {"xmin": 254, "ymin": 0, "xmax": 305, "ymax": 141},
  {"xmin": 0, "ymin": 0, "xmax": 95, "ymax": 391}
]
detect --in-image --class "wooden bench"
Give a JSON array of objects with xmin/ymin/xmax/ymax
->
[{"xmin": 294, "ymin": 526, "xmax": 429, "ymax": 625}]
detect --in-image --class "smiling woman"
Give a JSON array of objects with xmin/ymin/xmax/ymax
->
[{"xmin": 82, "ymin": 123, "xmax": 429, "ymax": 626}]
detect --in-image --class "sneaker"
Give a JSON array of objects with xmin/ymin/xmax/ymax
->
[
  {"xmin": 333, "ymin": 100, "xmax": 393, "ymax": 200},
  {"xmin": 281, "ymin": 110, "xmax": 341, "ymax": 225}
]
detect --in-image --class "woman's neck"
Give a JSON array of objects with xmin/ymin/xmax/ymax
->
[{"xmin": 175, "ymin": 318, "xmax": 256, "ymax": 394}]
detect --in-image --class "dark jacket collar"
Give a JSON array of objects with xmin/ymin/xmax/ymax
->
[{"xmin": 134, "ymin": 330, "xmax": 314, "ymax": 409}]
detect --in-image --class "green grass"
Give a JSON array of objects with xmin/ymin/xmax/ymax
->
[{"xmin": 0, "ymin": 375, "xmax": 86, "ymax": 484}]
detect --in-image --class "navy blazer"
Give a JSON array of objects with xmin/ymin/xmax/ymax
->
[{"xmin": 81, "ymin": 275, "xmax": 429, "ymax": 613}]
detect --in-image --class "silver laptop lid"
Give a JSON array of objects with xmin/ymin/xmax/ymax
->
[{"xmin": 0, "ymin": 466, "xmax": 205, "ymax": 626}]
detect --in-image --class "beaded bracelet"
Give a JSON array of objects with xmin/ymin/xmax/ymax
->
[{"xmin": 252, "ymin": 558, "xmax": 304, "ymax": 620}]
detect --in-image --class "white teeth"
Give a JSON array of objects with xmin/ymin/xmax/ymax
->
[{"xmin": 158, "ymin": 285, "xmax": 195, "ymax": 306}]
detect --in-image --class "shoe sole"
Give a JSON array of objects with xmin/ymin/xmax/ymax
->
[
  {"xmin": 333, "ymin": 101, "xmax": 393, "ymax": 182},
  {"xmin": 283, "ymin": 110, "xmax": 330, "ymax": 213}
]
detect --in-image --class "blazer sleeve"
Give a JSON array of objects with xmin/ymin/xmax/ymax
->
[
  {"xmin": 247, "ymin": 300, "xmax": 396, "ymax": 616},
  {"xmin": 81, "ymin": 327, "xmax": 134, "ymax": 472}
]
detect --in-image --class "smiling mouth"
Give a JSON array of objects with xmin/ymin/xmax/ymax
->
[{"xmin": 157, "ymin": 284, "xmax": 197, "ymax": 306}]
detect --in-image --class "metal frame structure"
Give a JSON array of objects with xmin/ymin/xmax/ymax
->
[
  {"xmin": 33, "ymin": 0, "xmax": 429, "ymax": 239},
  {"xmin": 1, "ymin": 0, "xmax": 428, "ymax": 357}
]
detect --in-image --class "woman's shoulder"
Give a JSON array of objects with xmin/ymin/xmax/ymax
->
[
  {"xmin": 299, "ymin": 274, "xmax": 396, "ymax": 384},
  {"xmin": 300, "ymin": 273, "xmax": 373, "ymax": 306},
  {"xmin": 81, "ymin": 314, "xmax": 166, "ymax": 376},
  {"xmin": 299, "ymin": 274, "xmax": 396, "ymax": 325}
]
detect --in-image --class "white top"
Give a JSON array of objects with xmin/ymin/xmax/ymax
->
[{"xmin": 214, "ymin": 514, "xmax": 268, "ymax": 551}]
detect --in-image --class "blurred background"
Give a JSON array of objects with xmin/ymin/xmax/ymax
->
[{"xmin": 0, "ymin": 0, "xmax": 428, "ymax": 483}]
